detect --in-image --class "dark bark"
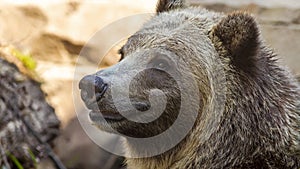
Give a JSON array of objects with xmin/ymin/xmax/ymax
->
[{"xmin": 0, "ymin": 57, "xmax": 60, "ymax": 168}]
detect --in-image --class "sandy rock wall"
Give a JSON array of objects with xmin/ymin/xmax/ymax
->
[
  {"xmin": 0, "ymin": 1, "xmax": 299, "ymax": 168},
  {"xmin": 1, "ymin": 0, "xmax": 299, "ymax": 126}
]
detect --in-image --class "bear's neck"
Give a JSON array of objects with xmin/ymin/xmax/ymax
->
[{"xmin": 125, "ymin": 133, "xmax": 201, "ymax": 169}]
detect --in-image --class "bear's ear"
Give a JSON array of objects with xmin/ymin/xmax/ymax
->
[
  {"xmin": 156, "ymin": 0, "xmax": 186, "ymax": 13},
  {"xmin": 209, "ymin": 12, "xmax": 261, "ymax": 72}
]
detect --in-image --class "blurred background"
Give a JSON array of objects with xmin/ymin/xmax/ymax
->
[{"xmin": 0, "ymin": 0, "xmax": 299, "ymax": 169}]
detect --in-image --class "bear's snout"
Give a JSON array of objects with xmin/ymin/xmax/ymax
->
[{"xmin": 79, "ymin": 75, "xmax": 108, "ymax": 107}]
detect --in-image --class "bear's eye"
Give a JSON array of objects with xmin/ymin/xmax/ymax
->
[
  {"xmin": 118, "ymin": 48, "xmax": 125, "ymax": 61},
  {"xmin": 153, "ymin": 59, "xmax": 170, "ymax": 70}
]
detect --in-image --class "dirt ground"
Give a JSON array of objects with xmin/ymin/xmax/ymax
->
[{"xmin": 0, "ymin": 0, "xmax": 299, "ymax": 168}]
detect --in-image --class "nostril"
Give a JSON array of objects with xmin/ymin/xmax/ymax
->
[
  {"xmin": 94, "ymin": 76, "xmax": 106, "ymax": 94},
  {"xmin": 96, "ymin": 83, "xmax": 108, "ymax": 102}
]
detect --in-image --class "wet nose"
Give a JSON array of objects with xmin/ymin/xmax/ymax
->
[{"xmin": 79, "ymin": 75, "xmax": 108, "ymax": 103}]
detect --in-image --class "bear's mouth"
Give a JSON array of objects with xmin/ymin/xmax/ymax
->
[
  {"xmin": 89, "ymin": 110, "xmax": 125, "ymax": 123},
  {"xmin": 88, "ymin": 101, "xmax": 151, "ymax": 124}
]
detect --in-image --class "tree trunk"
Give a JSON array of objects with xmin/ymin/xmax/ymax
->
[{"xmin": 0, "ymin": 57, "xmax": 60, "ymax": 168}]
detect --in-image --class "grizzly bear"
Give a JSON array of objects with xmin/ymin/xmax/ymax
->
[{"xmin": 79, "ymin": 0, "xmax": 300, "ymax": 168}]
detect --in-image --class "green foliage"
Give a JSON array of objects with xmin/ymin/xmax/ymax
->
[
  {"xmin": 27, "ymin": 148, "xmax": 37, "ymax": 168},
  {"xmin": 7, "ymin": 153, "xmax": 24, "ymax": 169},
  {"xmin": 4, "ymin": 149, "xmax": 38, "ymax": 169},
  {"xmin": 11, "ymin": 49, "xmax": 37, "ymax": 71}
]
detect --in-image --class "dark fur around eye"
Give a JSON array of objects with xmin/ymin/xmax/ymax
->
[{"xmin": 118, "ymin": 47, "xmax": 125, "ymax": 61}]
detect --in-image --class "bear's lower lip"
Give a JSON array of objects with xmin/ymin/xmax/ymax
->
[
  {"xmin": 89, "ymin": 110, "xmax": 125, "ymax": 123},
  {"xmin": 87, "ymin": 101, "xmax": 151, "ymax": 123}
]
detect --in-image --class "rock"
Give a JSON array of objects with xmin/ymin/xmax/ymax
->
[
  {"xmin": 27, "ymin": 33, "xmax": 84, "ymax": 63},
  {"xmin": 0, "ymin": 5, "xmax": 47, "ymax": 44},
  {"xmin": 189, "ymin": 0, "xmax": 300, "ymax": 9},
  {"xmin": 261, "ymin": 24, "xmax": 300, "ymax": 74}
]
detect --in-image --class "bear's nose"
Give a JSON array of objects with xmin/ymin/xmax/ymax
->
[{"xmin": 79, "ymin": 75, "xmax": 108, "ymax": 104}]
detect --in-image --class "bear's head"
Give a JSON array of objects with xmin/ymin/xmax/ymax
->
[{"xmin": 79, "ymin": 0, "xmax": 262, "ymax": 149}]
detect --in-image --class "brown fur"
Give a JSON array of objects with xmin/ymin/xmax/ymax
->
[
  {"xmin": 125, "ymin": 5, "xmax": 300, "ymax": 169},
  {"xmin": 80, "ymin": 0, "xmax": 300, "ymax": 168},
  {"xmin": 156, "ymin": 0, "xmax": 186, "ymax": 13}
]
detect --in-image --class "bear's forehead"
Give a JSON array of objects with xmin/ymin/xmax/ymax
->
[
  {"xmin": 142, "ymin": 8, "xmax": 223, "ymax": 35},
  {"xmin": 121, "ymin": 8, "xmax": 223, "ymax": 56}
]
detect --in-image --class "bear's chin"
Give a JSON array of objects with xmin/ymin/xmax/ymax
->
[
  {"xmin": 89, "ymin": 111, "xmax": 125, "ymax": 134},
  {"xmin": 89, "ymin": 110, "xmax": 147, "ymax": 136},
  {"xmin": 89, "ymin": 110, "xmax": 124, "ymax": 122},
  {"xmin": 89, "ymin": 110, "xmax": 173, "ymax": 138}
]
